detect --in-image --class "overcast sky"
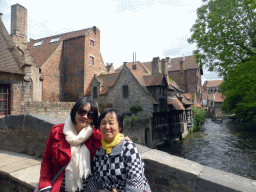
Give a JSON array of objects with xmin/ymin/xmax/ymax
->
[{"xmin": 0, "ymin": 0, "xmax": 222, "ymax": 84}]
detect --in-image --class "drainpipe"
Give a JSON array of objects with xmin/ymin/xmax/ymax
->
[{"xmin": 61, "ymin": 41, "xmax": 66, "ymax": 101}]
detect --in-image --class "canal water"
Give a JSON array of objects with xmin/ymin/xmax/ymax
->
[{"xmin": 157, "ymin": 118, "xmax": 256, "ymax": 180}]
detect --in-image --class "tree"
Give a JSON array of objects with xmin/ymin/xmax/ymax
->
[
  {"xmin": 130, "ymin": 104, "xmax": 143, "ymax": 116},
  {"xmin": 188, "ymin": 0, "xmax": 256, "ymax": 77},
  {"xmin": 220, "ymin": 54, "xmax": 256, "ymax": 130}
]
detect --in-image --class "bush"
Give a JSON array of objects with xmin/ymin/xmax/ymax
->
[
  {"xmin": 190, "ymin": 106, "xmax": 206, "ymax": 132},
  {"xmin": 130, "ymin": 104, "xmax": 143, "ymax": 115}
]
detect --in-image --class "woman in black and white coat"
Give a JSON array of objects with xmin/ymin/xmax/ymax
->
[{"xmin": 86, "ymin": 108, "xmax": 151, "ymax": 192}]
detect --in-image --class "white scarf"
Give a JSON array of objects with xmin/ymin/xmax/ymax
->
[{"xmin": 63, "ymin": 116, "xmax": 93, "ymax": 192}]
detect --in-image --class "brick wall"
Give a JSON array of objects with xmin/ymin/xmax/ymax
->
[
  {"xmin": 41, "ymin": 44, "xmax": 63, "ymax": 101},
  {"xmin": 28, "ymin": 101, "xmax": 75, "ymax": 121},
  {"xmin": 63, "ymin": 36, "xmax": 85, "ymax": 101},
  {"xmin": 83, "ymin": 28, "xmax": 106, "ymax": 94}
]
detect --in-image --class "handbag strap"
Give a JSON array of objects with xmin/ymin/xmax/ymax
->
[{"xmin": 51, "ymin": 164, "xmax": 68, "ymax": 184}]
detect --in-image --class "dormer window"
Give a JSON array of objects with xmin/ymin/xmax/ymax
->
[
  {"xmin": 50, "ymin": 37, "xmax": 61, "ymax": 43},
  {"xmin": 90, "ymin": 39, "xmax": 94, "ymax": 47},
  {"xmin": 33, "ymin": 41, "xmax": 43, "ymax": 47}
]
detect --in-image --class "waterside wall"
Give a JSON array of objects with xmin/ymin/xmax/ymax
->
[{"xmin": 0, "ymin": 115, "xmax": 255, "ymax": 192}]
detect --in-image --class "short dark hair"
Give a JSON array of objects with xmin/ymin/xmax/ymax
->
[
  {"xmin": 99, "ymin": 108, "xmax": 124, "ymax": 132},
  {"xmin": 70, "ymin": 97, "xmax": 99, "ymax": 128}
]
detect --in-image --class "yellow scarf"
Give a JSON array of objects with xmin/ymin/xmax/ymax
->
[{"xmin": 101, "ymin": 133, "xmax": 124, "ymax": 154}]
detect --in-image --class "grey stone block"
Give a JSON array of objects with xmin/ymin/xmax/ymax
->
[
  {"xmin": 5, "ymin": 115, "xmax": 25, "ymax": 126},
  {"xmin": 24, "ymin": 114, "xmax": 63, "ymax": 135},
  {"xmin": 197, "ymin": 166, "xmax": 256, "ymax": 192}
]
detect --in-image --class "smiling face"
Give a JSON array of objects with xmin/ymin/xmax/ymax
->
[
  {"xmin": 74, "ymin": 103, "xmax": 93, "ymax": 133},
  {"xmin": 100, "ymin": 112, "xmax": 121, "ymax": 142}
]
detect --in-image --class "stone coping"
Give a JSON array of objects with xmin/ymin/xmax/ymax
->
[{"xmin": 1, "ymin": 145, "xmax": 256, "ymax": 192}]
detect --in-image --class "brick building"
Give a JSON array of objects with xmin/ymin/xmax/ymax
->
[
  {"xmin": 0, "ymin": 4, "xmax": 41, "ymax": 115},
  {"xmin": 202, "ymin": 80, "xmax": 225, "ymax": 116},
  {"xmin": 165, "ymin": 55, "xmax": 203, "ymax": 103},
  {"xmin": 27, "ymin": 25, "xmax": 107, "ymax": 101}
]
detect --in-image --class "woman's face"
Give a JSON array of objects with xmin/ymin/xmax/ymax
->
[
  {"xmin": 74, "ymin": 103, "xmax": 93, "ymax": 132},
  {"xmin": 100, "ymin": 112, "xmax": 121, "ymax": 142}
]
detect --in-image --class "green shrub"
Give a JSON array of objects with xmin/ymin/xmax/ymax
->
[
  {"xmin": 190, "ymin": 106, "xmax": 206, "ymax": 132},
  {"xmin": 131, "ymin": 116, "xmax": 139, "ymax": 126},
  {"xmin": 130, "ymin": 104, "xmax": 143, "ymax": 115}
]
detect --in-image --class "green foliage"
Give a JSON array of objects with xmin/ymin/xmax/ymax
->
[
  {"xmin": 100, "ymin": 73, "xmax": 105, "ymax": 75},
  {"xmin": 188, "ymin": 0, "xmax": 256, "ymax": 77},
  {"xmin": 168, "ymin": 78, "xmax": 173, "ymax": 82},
  {"xmin": 130, "ymin": 104, "xmax": 143, "ymax": 115},
  {"xmin": 220, "ymin": 55, "xmax": 256, "ymax": 130},
  {"xmin": 131, "ymin": 116, "xmax": 139, "ymax": 126},
  {"xmin": 145, "ymin": 71, "xmax": 150, "ymax": 74},
  {"xmin": 190, "ymin": 106, "xmax": 206, "ymax": 132}
]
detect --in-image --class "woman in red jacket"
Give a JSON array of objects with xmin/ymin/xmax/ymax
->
[{"xmin": 38, "ymin": 97, "xmax": 102, "ymax": 192}]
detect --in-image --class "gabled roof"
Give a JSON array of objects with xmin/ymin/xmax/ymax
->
[
  {"xmin": 184, "ymin": 93, "xmax": 193, "ymax": 101},
  {"xmin": 0, "ymin": 20, "xmax": 23, "ymax": 74},
  {"xmin": 85, "ymin": 73, "xmax": 119, "ymax": 96},
  {"xmin": 205, "ymin": 80, "xmax": 223, "ymax": 88},
  {"xmin": 115, "ymin": 61, "xmax": 150, "ymax": 73},
  {"xmin": 143, "ymin": 74, "xmax": 165, "ymax": 87},
  {"xmin": 167, "ymin": 95, "xmax": 185, "ymax": 110},
  {"xmin": 168, "ymin": 55, "xmax": 199, "ymax": 71},
  {"xmin": 28, "ymin": 28, "xmax": 91, "ymax": 68}
]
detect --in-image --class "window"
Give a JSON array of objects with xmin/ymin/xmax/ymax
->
[
  {"xmin": 49, "ymin": 37, "xmax": 61, "ymax": 43},
  {"xmin": 90, "ymin": 56, "xmax": 94, "ymax": 65},
  {"xmin": 33, "ymin": 41, "xmax": 43, "ymax": 47},
  {"xmin": 0, "ymin": 85, "xmax": 10, "ymax": 115},
  {"xmin": 93, "ymin": 86, "xmax": 97, "ymax": 99},
  {"xmin": 123, "ymin": 85, "xmax": 129, "ymax": 98},
  {"xmin": 90, "ymin": 39, "xmax": 94, "ymax": 47}
]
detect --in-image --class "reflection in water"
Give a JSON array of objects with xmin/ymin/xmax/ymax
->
[{"xmin": 157, "ymin": 119, "xmax": 256, "ymax": 180}]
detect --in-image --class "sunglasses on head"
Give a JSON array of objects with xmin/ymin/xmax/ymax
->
[{"xmin": 77, "ymin": 109, "xmax": 94, "ymax": 119}]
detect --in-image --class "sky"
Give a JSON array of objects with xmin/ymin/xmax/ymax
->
[{"xmin": 0, "ymin": 0, "xmax": 222, "ymax": 84}]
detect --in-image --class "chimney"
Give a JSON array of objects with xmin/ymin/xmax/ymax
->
[
  {"xmin": 165, "ymin": 57, "xmax": 170, "ymax": 63},
  {"xmin": 180, "ymin": 59, "xmax": 184, "ymax": 73},
  {"xmin": 180, "ymin": 58, "xmax": 185, "ymax": 92},
  {"xmin": 0, "ymin": 13, "xmax": 3, "ymax": 20},
  {"xmin": 151, "ymin": 57, "xmax": 161, "ymax": 75},
  {"xmin": 93, "ymin": 26, "xmax": 97, "ymax": 34},
  {"xmin": 161, "ymin": 58, "xmax": 167, "ymax": 76},
  {"xmin": 11, "ymin": 4, "xmax": 27, "ymax": 50}
]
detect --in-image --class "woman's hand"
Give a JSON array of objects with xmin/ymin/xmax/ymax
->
[{"xmin": 124, "ymin": 136, "xmax": 132, "ymax": 142}]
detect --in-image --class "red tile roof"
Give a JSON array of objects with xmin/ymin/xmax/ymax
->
[
  {"xmin": 143, "ymin": 74, "xmax": 164, "ymax": 86},
  {"xmin": 194, "ymin": 103, "xmax": 202, "ymax": 108},
  {"xmin": 28, "ymin": 28, "xmax": 91, "ymax": 68},
  {"xmin": 167, "ymin": 95, "xmax": 185, "ymax": 110},
  {"xmin": 184, "ymin": 93, "xmax": 193, "ymax": 100},
  {"xmin": 205, "ymin": 80, "xmax": 223, "ymax": 87},
  {"xmin": 116, "ymin": 61, "xmax": 150, "ymax": 73},
  {"xmin": 168, "ymin": 55, "xmax": 199, "ymax": 71},
  {"xmin": 215, "ymin": 92, "xmax": 225, "ymax": 102},
  {"xmin": 0, "ymin": 20, "xmax": 23, "ymax": 74}
]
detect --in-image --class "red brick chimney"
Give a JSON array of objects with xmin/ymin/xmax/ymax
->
[
  {"xmin": 152, "ymin": 57, "xmax": 161, "ymax": 75},
  {"xmin": 11, "ymin": 4, "xmax": 27, "ymax": 50}
]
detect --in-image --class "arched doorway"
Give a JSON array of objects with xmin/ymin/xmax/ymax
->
[{"xmin": 145, "ymin": 127, "xmax": 150, "ymax": 147}]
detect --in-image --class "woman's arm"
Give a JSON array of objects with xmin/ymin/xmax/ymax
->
[
  {"xmin": 38, "ymin": 127, "xmax": 55, "ymax": 190},
  {"xmin": 123, "ymin": 141, "xmax": 152, "ymax": 192}
]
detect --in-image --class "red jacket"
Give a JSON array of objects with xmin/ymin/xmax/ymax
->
[{"xmin": 39, "ymin": 123, "xmax": 102, "ymax": 192}]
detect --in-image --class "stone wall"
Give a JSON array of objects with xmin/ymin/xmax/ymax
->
[{"xmin": 28, "ymin": 101, "xmax": 74, "ymax": 121}]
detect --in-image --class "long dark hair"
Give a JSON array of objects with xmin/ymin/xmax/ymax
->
[{"xmin": 70, "ymin": 97, "xmax": 99, "ymax": 128}]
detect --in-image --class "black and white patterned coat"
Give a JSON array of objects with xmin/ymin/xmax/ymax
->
[{"xmin": 86, "ymin": 139, "xmax": 151, "ymax": 192}]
